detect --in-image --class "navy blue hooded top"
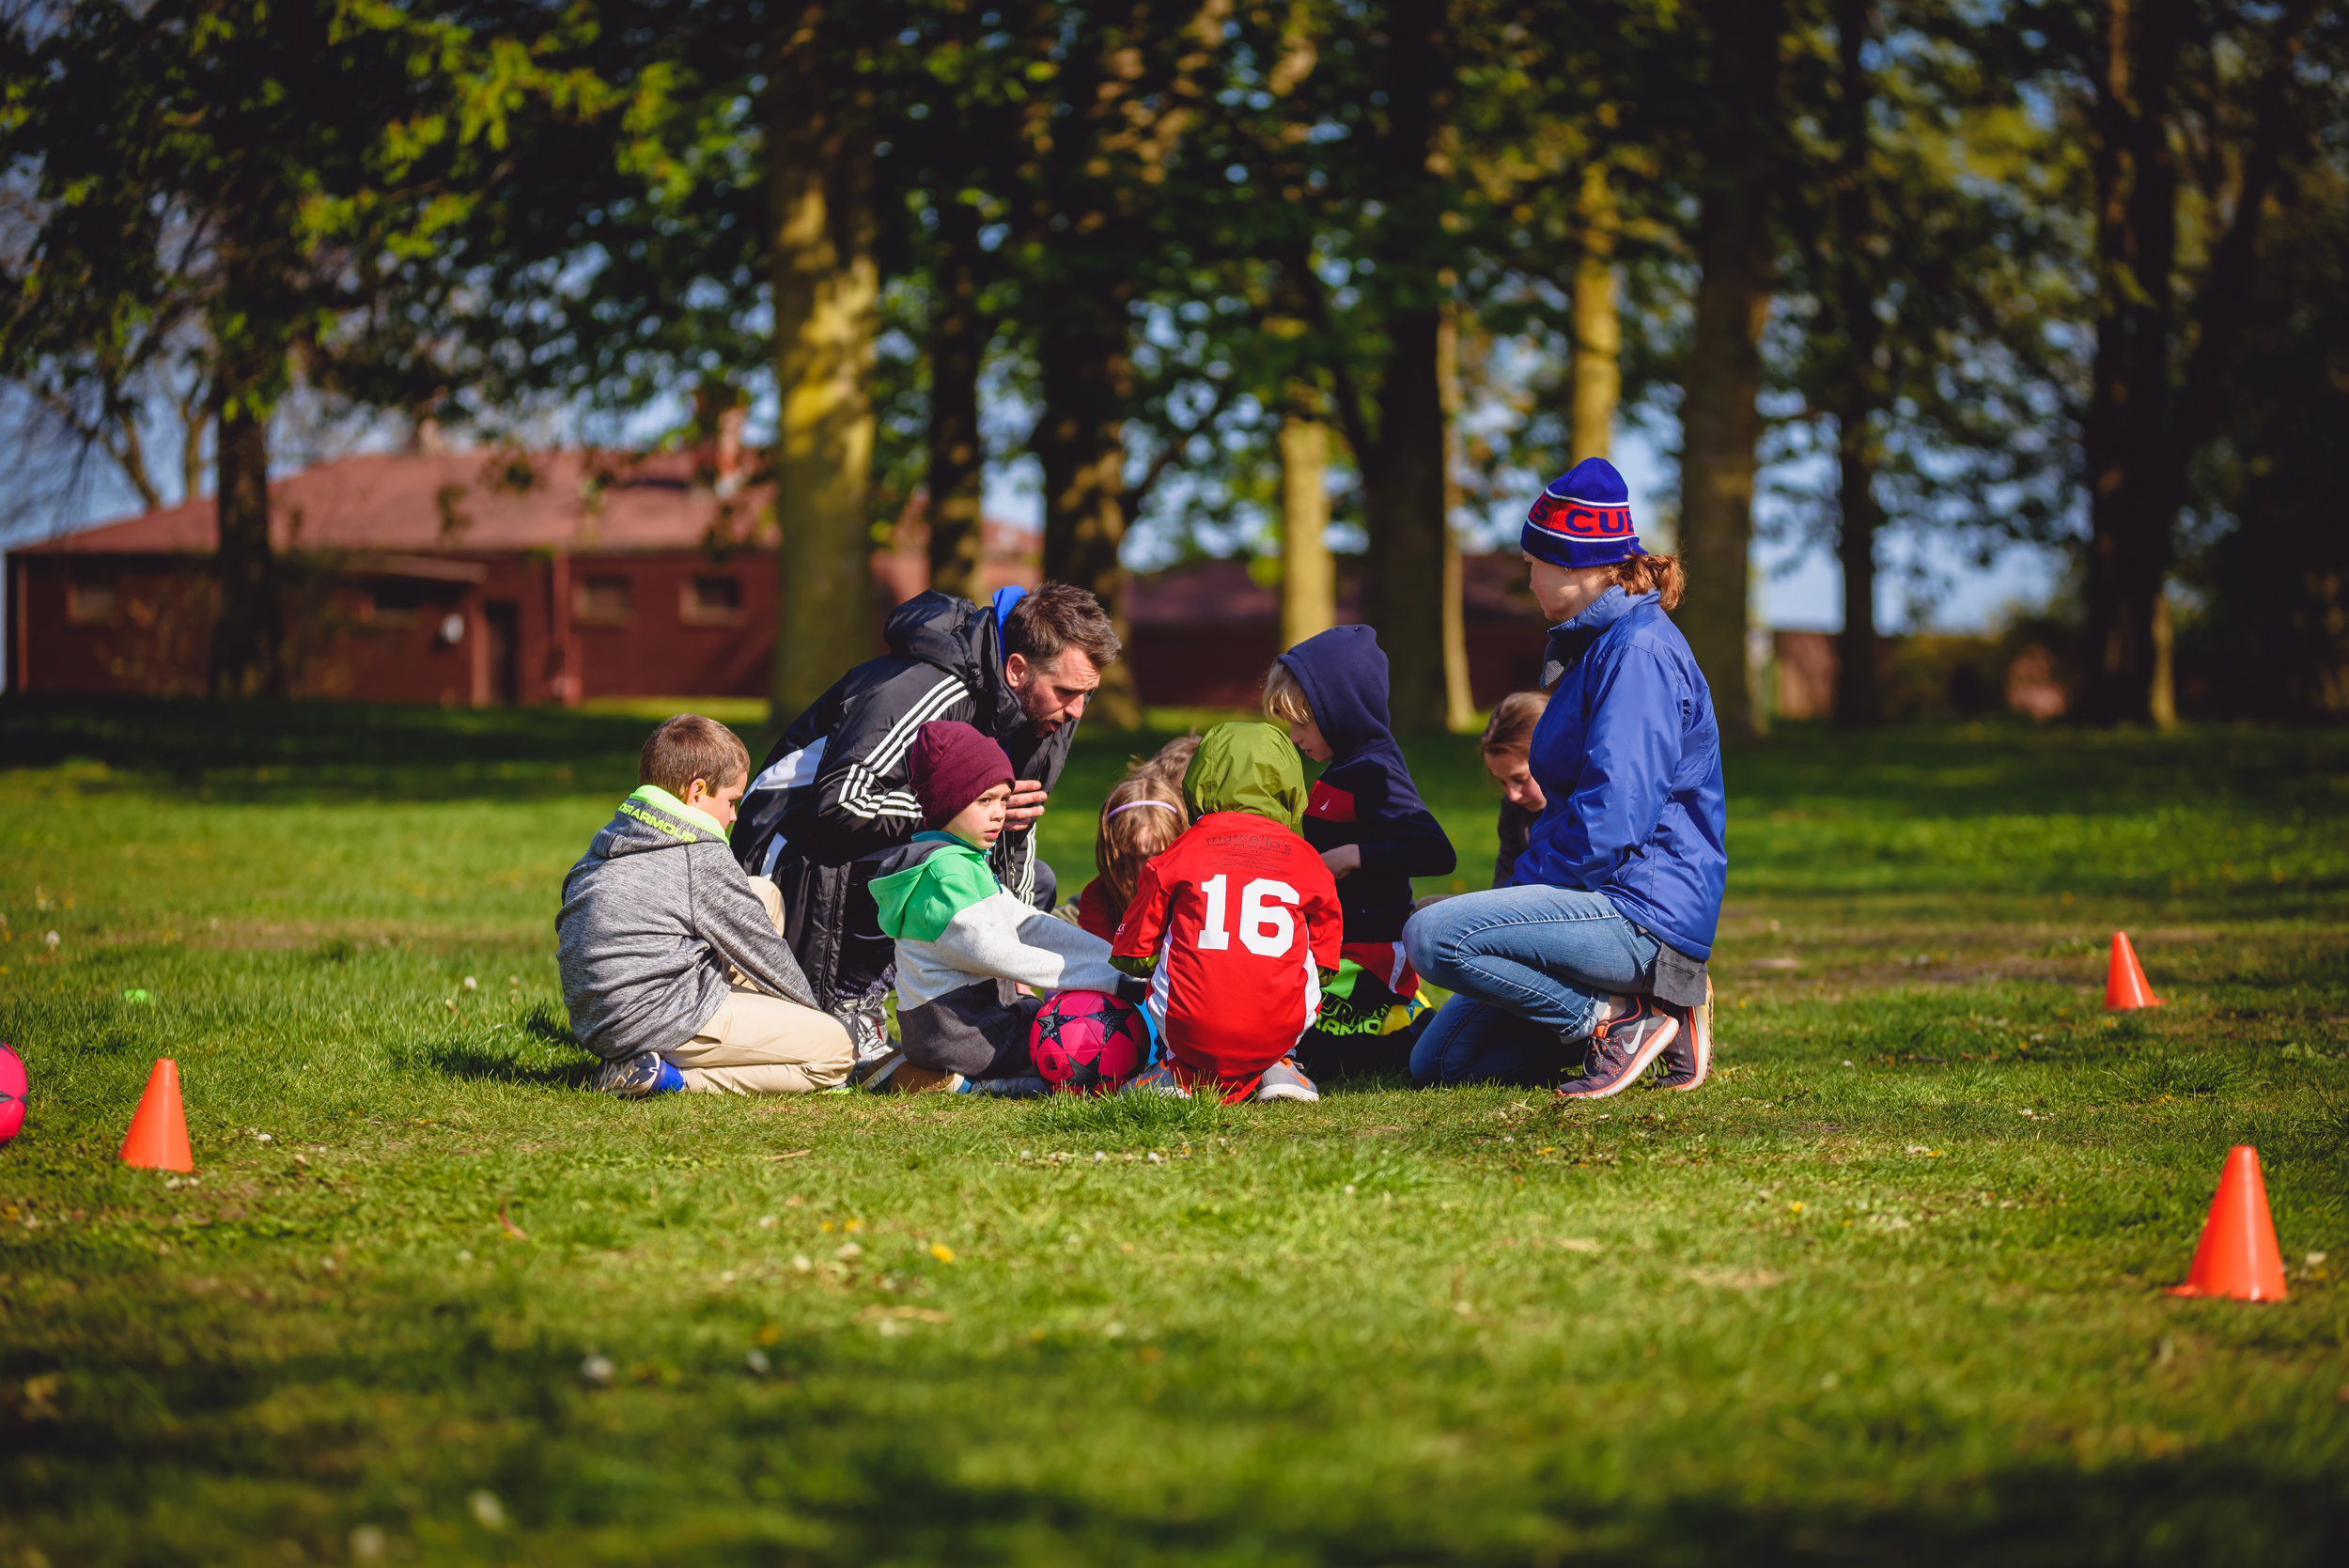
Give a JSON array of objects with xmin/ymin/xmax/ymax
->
[
  {"xmin": 1517, "ymin": 587, "xmax": 1727, "ymax": 959},
  {"xmin": 1276, "ymin": 626, "xmax": 1457, "ymax": 943}
]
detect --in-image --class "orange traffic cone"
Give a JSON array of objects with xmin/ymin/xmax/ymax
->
[
  {"xmin": 2105, "ymin": 931, "xmax": 2163, "ymax": 1011},
  {"xmin": 119, "ymin": 1058, "xmax": 193, "ymax": 1172},
  {"xmin": 2168, "ymin": 1145, "xmax": 2287, "ymax": 1301}
]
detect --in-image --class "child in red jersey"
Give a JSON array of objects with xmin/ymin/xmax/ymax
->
[{"xmin": 1112, "ymin": 722, "xmax": 1343, "ymax": 1103}]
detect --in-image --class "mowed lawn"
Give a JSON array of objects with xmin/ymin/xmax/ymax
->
[{"xmin": 2, "ymin": 695, "xmax": 2346, "ymax": 1566}]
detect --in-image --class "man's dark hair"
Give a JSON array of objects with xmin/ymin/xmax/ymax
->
[
  {"xmin": 640, "ymin": 714, "xmax": 751, "ymax": 795},
  {"xmin": 1003, "ymin": 582, "xmax": 1120, "ymax": 669}
]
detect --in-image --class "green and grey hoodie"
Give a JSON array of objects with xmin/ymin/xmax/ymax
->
[
  {"xmin": 558, "ymin": 786, "xmax": 820, "ymax": 1062},
  {"xmin": 870, "ymin": 831, "xmax": 1139, "ymax": 1077}
]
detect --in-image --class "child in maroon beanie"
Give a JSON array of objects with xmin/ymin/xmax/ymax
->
[{"xmin": 862, "ymin": 721, "xmax": 1140, "ymax": 1094}]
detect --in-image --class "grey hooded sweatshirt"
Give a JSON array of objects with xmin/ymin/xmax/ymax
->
[{"xmin": 557, "ymin": 786, "xmax": 821, "ymax": 1062}]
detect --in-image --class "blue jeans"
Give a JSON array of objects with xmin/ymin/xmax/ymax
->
[{"xmin": 1402, "ymin": 887, "xmax": 1659, "ymax": 1087}]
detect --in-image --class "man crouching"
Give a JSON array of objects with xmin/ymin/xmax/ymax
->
[{"xmin": 559, "ymin": 715, "xmax": 853, "ymax": 1097}]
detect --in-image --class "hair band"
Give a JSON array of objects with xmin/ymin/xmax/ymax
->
[{"xmin": 1106, "ymin": 800, "xmax": 1181, "ymax": 818}]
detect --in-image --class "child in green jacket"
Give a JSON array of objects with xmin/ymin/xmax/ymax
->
[{"xmin": 863, "ymin": 721, "xmax": 1140, "ymax": 1094}]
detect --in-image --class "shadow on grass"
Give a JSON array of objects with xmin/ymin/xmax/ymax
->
[
  {"xmin": 779, "ymin": 1444, "xmax": 2349, "ymax": 1566},
  {"xmin": 401, "ymin": 1013, "xmax": 594, "ymax": 1089},
  {"xmin": 413, "ymin": 1041, "xmax": 597, "ymax": 1089},
  {"xmin": 0, "ymin": 692, "xmax": 657, "ymax": 802}
]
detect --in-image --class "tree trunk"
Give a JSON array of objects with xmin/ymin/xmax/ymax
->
[
  {"xmin": 1439, "ymin": 303, "xmax": 1475, "ymax": 731},
  {"xmin": 206, "ymin": 367, "xmax": 282, "ymax": 697},
  {"xmin": 1360, "ymin": 305, "xmax": 1450, "ymax": 731},
  {"xmin": 2078, "ymin": 0, "xmax": 2312, "ymax": 726},
  {"xmin": 1279, "ymin": 403, "xmax": 1335, "ymax": 650},
  {"xmin": 1834, "ymin": 436, "xmax": 1882, "ymax": 725},
  {"xmin": 1829, "ymin": 0, "xmax": 1883, "ymax": 727},
  {"xmin": 768, "ymin": 5, "xmax": 879, "ymax": 725},
  {"xmin": 2079, "ymin": 0, "xmax": 2183, "ymax": 726},
  {"xmin": 1358, "ymin": 0, "xmax": 1453, "ymax": 733},
  {"xmin": 926, "ymin": 198, "xmax": 987, "ymax": 602},
  {"xmin": 1035, "ymin": 295, "xmax": 1142, "ymax": 727},
  {"xmin": 1570, "ymin": 163, "xmax": 1620, "ymax": 465},
  {"xmin": 1676, "ymin": 0, "xmax": 1784, "ymax": 744}
]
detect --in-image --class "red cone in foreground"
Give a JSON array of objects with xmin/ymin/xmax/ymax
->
[
  {"xmin": 2105, "ymin": 931, "xmax": 2163, "ymax": 1011},
  {"xmin": 119, "ymin": 1058, "xmax": 193, "ymax": 1172},
  {"xmin": 2168, "ymin": 1145, "xmax": 2287, "ymax": 1302}
]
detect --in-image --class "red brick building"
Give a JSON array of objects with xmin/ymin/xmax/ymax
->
[{"xmin": 8, "ymin": 445, "xmax": 1549, "ymax": 709}]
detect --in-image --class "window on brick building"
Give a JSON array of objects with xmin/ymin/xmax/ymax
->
[
  {"xmin": 681, "ymin": 573, "xmax": 744, "ymax": 625},
  {"xmin": 67, "ymin": 579, "xmax": 118, "ymax": 625},
  {"xmin": 367, "ymin": 582, "xmax": 429, "ymax": 626},
  {"xmin": 575, "ymin": 573, "xmax": 632, "ymax": 623}
]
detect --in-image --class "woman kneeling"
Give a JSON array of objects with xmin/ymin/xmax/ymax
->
[{"xmin": 1404, "ymin": 458, "xmax": 1724, "ymax": 1098}]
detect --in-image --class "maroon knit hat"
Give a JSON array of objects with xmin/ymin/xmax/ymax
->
[{"xmin": 910, "ymin": 720, "xmax": 1016, "ymax": 830}]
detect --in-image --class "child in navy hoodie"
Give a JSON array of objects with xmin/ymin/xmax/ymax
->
[{"xmin": 1262, "ymin": 626, "xmax": 1457, "ymax": 1076}]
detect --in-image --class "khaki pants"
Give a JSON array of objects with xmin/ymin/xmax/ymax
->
[{"xmin": 666, "ymin": 876, "xmax": 854, "ymax": 1095}]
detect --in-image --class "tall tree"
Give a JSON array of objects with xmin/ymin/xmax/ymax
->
[
  {"xmin": 1676, "ymin": 0, "xmax": 1787, "ymax": 743},
  {"xmin": 2027, "ymin": 0, "xmax": 2323, "ymax": 724},
  {"xmin": 1769, "ymin": 4, "xmax": 2082, "ymax": 722},
  {"xmin": 1, "ymin": 0, "xmax": 587, "ymax": 694},
  {"xmin": 1825, "ymin": 0, "xmax": 1887, "ymax": 725},
  {"xmin": 769, "ymin": 2, "xmax": 882, "ymax": 722},
  {"xmin": 1347, "ymin": 0, "xmax": 1455, "ymax": 732}
]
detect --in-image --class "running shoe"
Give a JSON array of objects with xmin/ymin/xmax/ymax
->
[
  {"xmin": 1254, "ymin": 1058, "xmax": 1320, "ymax": 1103},
  {"xmin": 1556, "ymin": 996, "xmax": 1680, "ymax": 1101},
  {"xmin": 594, "ymin": 1052, "xmax": 685, "ymax": 1098},
  {"xmin": 1120, "ymin": 1062, "xmax": 1191, "ymax": 1098},
  {"xmin": 1655, "ymin": 976, "xmax": 1716, "ymax": 1092}
]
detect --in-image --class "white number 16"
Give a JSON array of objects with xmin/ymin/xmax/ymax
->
[{"xmin": 1195, "ymin": 874, "xmax": 1299, "ymax": 956}]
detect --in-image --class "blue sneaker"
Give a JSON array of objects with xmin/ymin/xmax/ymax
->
[{"xmin": 595, "ymin": 1052, "xmax": 685, "ymax": 1098}]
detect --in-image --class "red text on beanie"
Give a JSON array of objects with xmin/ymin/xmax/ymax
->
[{"xmin": 910, "ymin": 720, "xmax": 1016, "ymax": 831}]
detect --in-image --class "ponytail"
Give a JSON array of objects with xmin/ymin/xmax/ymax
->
[{"xmin": 1614, "ymin": 552, "xmax": 1685, "ymax": 612}]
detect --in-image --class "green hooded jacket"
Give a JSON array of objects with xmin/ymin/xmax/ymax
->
[{"xmin": 1181, "ymin": 722, "xmax": 1307, "ymax": 831}]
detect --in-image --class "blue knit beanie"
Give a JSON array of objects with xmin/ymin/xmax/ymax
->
[{"xmin": 1521, "ymin": 458, "xmax": 1644, "ymax": 569}]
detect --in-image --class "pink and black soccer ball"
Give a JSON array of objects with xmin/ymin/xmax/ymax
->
[
  {"xmin": 1029, "ymin": 991, "xmax": 1150, "ymax": 1094},
  {"xmin": 0, "ymin": 1044, "xmax": 23, "ymax": 1146}
]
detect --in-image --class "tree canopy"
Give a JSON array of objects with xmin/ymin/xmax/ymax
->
[{"xmin": 7, "ymin": 0, "xmax": 2345, "ymax": 722}]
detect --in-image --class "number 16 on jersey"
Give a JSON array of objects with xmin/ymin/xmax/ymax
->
[{"xmin": 1193, "ymin": 874, "xmax": 1301, "ymax": 956}]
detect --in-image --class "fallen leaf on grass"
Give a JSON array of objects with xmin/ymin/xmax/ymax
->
[
  {"xmin": 854, "ymin": 1306, "xmax": 950, "ymax": 1326},
  {"xmin": 497, "ymin": 1203, "xmax": 528, "ymax": 1242},
  {"xmin": 1685, "ymin": 1267, "xmax": 1784, "ymax": 1291}
]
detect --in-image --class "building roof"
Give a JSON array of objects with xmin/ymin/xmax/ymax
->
[
  {"xmin": 23, "ymin": 447, "xmax": 778, "ymax": 557},
  {"xmin": 31, "ymin": 446, "xmax": 1545, "ymax": 628}
]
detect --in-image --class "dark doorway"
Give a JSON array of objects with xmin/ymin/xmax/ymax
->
[{"xmin": 485, "ymin": 601, "xmax": 520, "ymax": 704}]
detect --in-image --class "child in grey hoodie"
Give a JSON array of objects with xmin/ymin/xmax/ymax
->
[{"xmin": 557, "ymin": 716, "xmax": 854, "ymax": 1097}]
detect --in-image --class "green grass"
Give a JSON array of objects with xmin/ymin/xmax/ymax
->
[{"xmin": 2, "ymin": 695, "xmax": 2346, "ymax": 1565}]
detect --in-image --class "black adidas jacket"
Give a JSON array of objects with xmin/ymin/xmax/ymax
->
[{"xmin": 733, "ymin": 590, "xmax": 1079, "ymax": 1010}]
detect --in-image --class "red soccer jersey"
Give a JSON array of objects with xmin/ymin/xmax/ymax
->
[
  {"xmin": 1073, "ymin": 876, "xmax": 1121, "ymax": 941},
  {"xmin": 1112, "ymin": 811, "xmax": 1344, "ymax": 1092}
]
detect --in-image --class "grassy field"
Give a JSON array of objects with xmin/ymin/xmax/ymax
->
[{"xmin": 2, "ymin": 695, "xmax": 2345, "ymax": 1566}]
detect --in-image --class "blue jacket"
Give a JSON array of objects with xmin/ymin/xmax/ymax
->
[
  {"xmin": 1516, "ymin": 588, "xmax": 1727, "ymax": 959},
  {"xmin": 1278, "ymin": 626, "xmax": 1457, "ymax": 943}
]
